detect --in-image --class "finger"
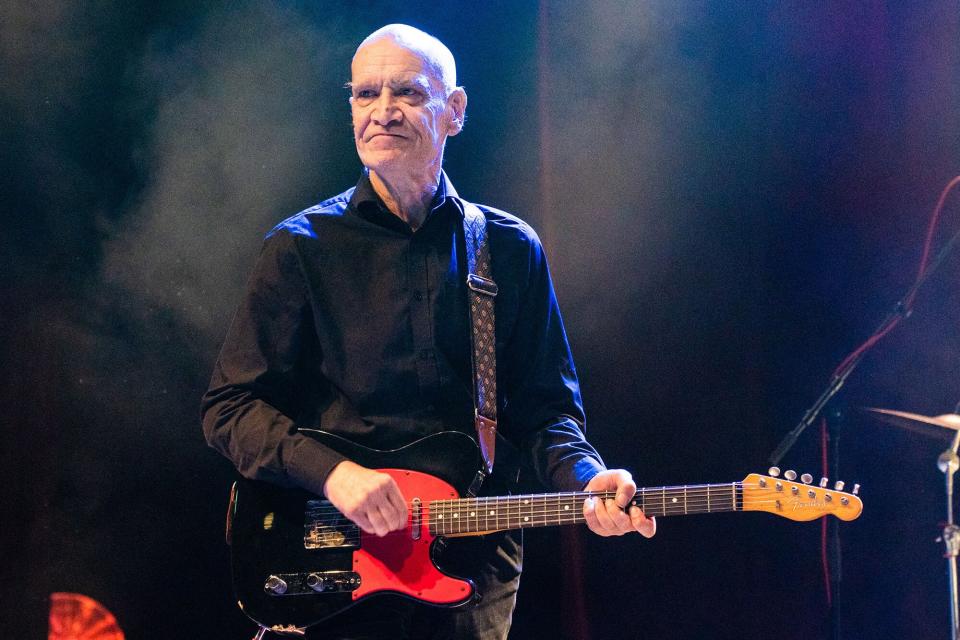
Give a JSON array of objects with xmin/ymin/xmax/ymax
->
[
  {"xmin": 630, "ymin": 506, "xmax": 656, "ymax": 538},
  {"xmin": 370, "ymin": 505, "xmax": 398, "ymax": 538},
  {"xmin": 593, "ymin": 497, "xmax": 618, "ymax": 531},
  {"xmin": 366, "ymin": 506, "xmax": 393, "ymax": 537},
  {"xmin": 605, "ymin": 498, "xmax": 633, "ymax": 534},
  {"xmin": 615, "ymin": 478, "xmax": 638, "ymax": 510},
  {"xmin": 384, "ymin": 482, "xmax": 409, "ymax": 530},
  {"xmin": 608, "ymin": 500, "xmax": 634, "ymax": 534},
  {"xmin": 350, "ymin": 510, "xmax": 377, "ymax": 536},
  {"xmin": 583, "ymin": 497, "xmax": 612, "ymax": 537}
]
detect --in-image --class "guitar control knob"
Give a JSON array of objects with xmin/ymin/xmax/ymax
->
[
  {"xmin": 819, "ymin": 477, "xmax": 828, "ymax": 488},
  {"xmin": 768, "ymin": 466, "xmax": 781, "ymax": 478},
  {"xmin": 784, "ymin": 470, "xmax": 797, "ymax": 481},
  {"xmin": 800, "ymin": 473, "xmax": 813, "ymax": 484},
  {"xmin": 264, "ymin": 575, "xmax": 288, "ymax": 595},
  {"xmin": 307, "ymin": 573, "xmax": 328, "ymax": 592},
  {"xmin": 834, "ymin": 480, "xmax": 845, "ymax": 491}
]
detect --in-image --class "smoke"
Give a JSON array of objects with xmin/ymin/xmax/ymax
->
[
  {"xmin": 100, "ymin": 4, "xmax": 352, "ymax": 342},
  {"xmin": 0, "ymin": 5, "xmax": 360, "ymax": 633},
  {"xmin": 538, "ymin": 2, "xmax": 714, "ymax": 346}
]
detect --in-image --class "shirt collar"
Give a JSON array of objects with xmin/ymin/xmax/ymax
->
[{"xmin": 348, "ymin": 169, "xmax": 463, "ymax": 221}]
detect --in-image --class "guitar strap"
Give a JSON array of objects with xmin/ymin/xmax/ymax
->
[{"xmin": 462, "ymin": 201, "xmax": 498, "ymax": 481}]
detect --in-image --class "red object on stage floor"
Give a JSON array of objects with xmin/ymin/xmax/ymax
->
[{"xmin": 48, "ymin": 593, "xmax": 125, "ymax": 640}]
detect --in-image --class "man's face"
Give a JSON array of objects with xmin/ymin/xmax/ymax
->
[{"xmin": 350, "ymin": 39, "xmax": 460, "ymax": 176}]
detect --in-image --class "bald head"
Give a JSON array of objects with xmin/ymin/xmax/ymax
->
[{"xmin": 355, "ymin": 24, "xmax": 457, "ymax": 96}]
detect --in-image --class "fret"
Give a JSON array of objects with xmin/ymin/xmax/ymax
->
[{"xmin": 429, "ymin": 481, "xmax": 749, "ymax": 537}]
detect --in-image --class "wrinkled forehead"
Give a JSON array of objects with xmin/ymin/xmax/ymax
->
[{"xmin": 351, "ymin": 38, "xmax": 451, "ymax": 94}]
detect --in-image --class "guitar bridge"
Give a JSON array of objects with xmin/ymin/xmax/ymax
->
[{"xmin": 304, "ymin": 499, "xmax": 360, "ymax": 549}]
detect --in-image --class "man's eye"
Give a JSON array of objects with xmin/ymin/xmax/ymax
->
[
  {"xmin": 398, "ymin": 88, "xmax": 418, "ymax": 97},
  {"xmin": 356, "ymin": 89, "xmax": 376, "ymax": 99}
]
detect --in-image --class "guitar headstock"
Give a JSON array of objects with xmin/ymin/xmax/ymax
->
[{"xmin": 741, "ymin": 470, "xmax": 863, "ymax": 521}]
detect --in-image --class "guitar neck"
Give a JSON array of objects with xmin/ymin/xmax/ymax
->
[{"xmin": 430, "ymin": 483, "xmax": 742, "ymax": 536}]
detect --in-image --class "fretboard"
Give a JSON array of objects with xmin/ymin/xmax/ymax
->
[{"xmin": 429, "ymin": 483, "xmax": 743, "ymax": 536}]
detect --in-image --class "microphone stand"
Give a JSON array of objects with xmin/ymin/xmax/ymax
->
[
  {"xmin": 767, "ymin": 223, "xmax": 960, "ymax": 640},
  {"xmin": 938, "ymin": 430, "xmax": 960, "ymax": 640},
  {"xmin": 770, "ymin": 224, "xmax": 960, "ymax": 466}
]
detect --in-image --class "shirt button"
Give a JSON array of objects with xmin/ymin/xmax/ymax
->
[{"xmin": 413, "ymin": 290, "xmax": 424, "ymax": 301}]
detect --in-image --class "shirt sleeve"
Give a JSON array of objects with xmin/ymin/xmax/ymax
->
[
  {"xmin": 499, "ymin": 227, "xmax": 607, "ymax": 491},
  {"xmin": 200, "ymin": 228, "xmax": 346, "ymax": 497}
]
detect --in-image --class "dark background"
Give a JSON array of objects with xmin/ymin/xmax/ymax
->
[{"xmin": 2, "ymin": 1, "xmax": 959, "ymax": 638}]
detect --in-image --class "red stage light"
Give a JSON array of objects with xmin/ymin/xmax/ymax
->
[{"xmin": 48, "ymin": 593, "xmax": 125, "ymax": 640}]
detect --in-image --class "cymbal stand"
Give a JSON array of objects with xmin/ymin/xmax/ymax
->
[{"xmin": 939, "ymin": 429, "xmax": 960, "ymax": 640}]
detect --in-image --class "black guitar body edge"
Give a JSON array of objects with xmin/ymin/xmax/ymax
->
[{"xmin": 228, "ymin": 430, "xmax": 483, "ymax": 633}]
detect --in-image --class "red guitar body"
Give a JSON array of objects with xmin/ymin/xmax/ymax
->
[{"xmin": 351, "ymin": 468, "xmax": 470, "ymax": 604}]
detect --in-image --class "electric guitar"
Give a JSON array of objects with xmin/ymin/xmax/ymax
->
[{"xmin": 226, "ymin": 430, "xmax": 863, "ymax": 635}]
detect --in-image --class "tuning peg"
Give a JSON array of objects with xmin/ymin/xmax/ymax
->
[
  {"xmin": 853, "ymin": 484, "xmax": 860, "ymax": 495},
  {"xmin": 768, "ymin": 466, "xmax": 781, "ymax": 477},
  {"xmin": 800, "ymin": 473, "xmax": 813, "ymax": 484},
  {"xmin": 819, "ymin": 477, "xmax": 828, "ymax": 488},
  {"xmin": 834, "ymin": 480, "xmax": 845, "ymax": 491},
  {"xmin": 784, "ymin": 470, "xmax": 797, "ymax": 481}
]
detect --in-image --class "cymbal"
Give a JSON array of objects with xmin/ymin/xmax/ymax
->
[{"xmin": 864, "ymin": 407, "xmax": 960, "ymax": 436}]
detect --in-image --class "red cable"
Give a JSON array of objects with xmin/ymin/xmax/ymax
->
[{"xmin": 832, "ymin": 175, "xmax": 960, "ymax": 379}]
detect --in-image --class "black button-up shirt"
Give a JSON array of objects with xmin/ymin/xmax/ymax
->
[{"xmin": 202, "ymin": 171, "xmax": 604, "ymax": 496}]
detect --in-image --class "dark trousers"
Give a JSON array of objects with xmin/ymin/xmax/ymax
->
[{"xmin": 306, "ymin": 531, "xmax": 522, "ymax": 640}]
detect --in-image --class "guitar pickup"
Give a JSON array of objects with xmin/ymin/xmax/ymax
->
[{"xmin": 411, "ymin": 498, "xmax": 422, "ymax": 541}]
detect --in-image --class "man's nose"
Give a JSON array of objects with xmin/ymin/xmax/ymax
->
[{"xmin": 371, "ymin": 92, "xmax": 401, "ymax": 125}]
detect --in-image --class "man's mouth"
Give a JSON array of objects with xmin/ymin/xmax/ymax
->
[{"xmin": 368, "ymin": 133, "xmax": 404, "ymax": 141}]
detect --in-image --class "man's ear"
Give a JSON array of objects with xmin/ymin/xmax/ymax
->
[{"xmin": 446, "ymin": 87, "xmax": 468, "ymax": 136}]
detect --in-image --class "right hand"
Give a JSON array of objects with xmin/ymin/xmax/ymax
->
[{"xmin": 323, "ymin": 460, "xmax": 408, "ymax": 537}]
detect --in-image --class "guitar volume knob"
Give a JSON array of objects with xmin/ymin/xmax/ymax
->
[
  {"xmin": 307, "ymin": 573, "xmax": 328, "ymax": 592},
  {"xmin": 264, "ymin": 575, "xmax": 288, "ymax": 595}
]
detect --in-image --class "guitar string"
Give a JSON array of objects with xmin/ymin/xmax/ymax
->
[
  {"xmin": 304, "ymin": 486, "xmax": 840, "ymax": 537},
  {"xmin": 306, "ymin": 501, "xmax": 835, "ymax": 522},
  {"xmin": 302, "ymin": 498, "xmax": 805, "ymax": 542},
  {"xmin": 304, "ymin": 482, "xmax": 846, "ymax": 514}
]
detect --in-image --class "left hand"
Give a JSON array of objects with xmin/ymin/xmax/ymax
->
[{"xmin": 582, "ymin": 469, "xmax": 656, "ymax": 538}]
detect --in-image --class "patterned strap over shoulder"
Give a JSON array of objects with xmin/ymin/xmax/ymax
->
[{"xmin": 462, "ymin": 201, "xmax": 498, "ymax": 475}]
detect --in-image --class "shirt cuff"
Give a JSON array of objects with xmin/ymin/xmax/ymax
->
[{"xmin": 284, "ymin": 435, "xmax": 349, "ymax": 497}]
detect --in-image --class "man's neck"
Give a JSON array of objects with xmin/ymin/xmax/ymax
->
[{"xmin": 368, "ymin": 169, "xmax": 440, "ymax": 231}]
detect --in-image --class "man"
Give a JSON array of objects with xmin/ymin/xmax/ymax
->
[{"xmin": 202, "ymin": 24, "xmax": 654, "ymax": 639}]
